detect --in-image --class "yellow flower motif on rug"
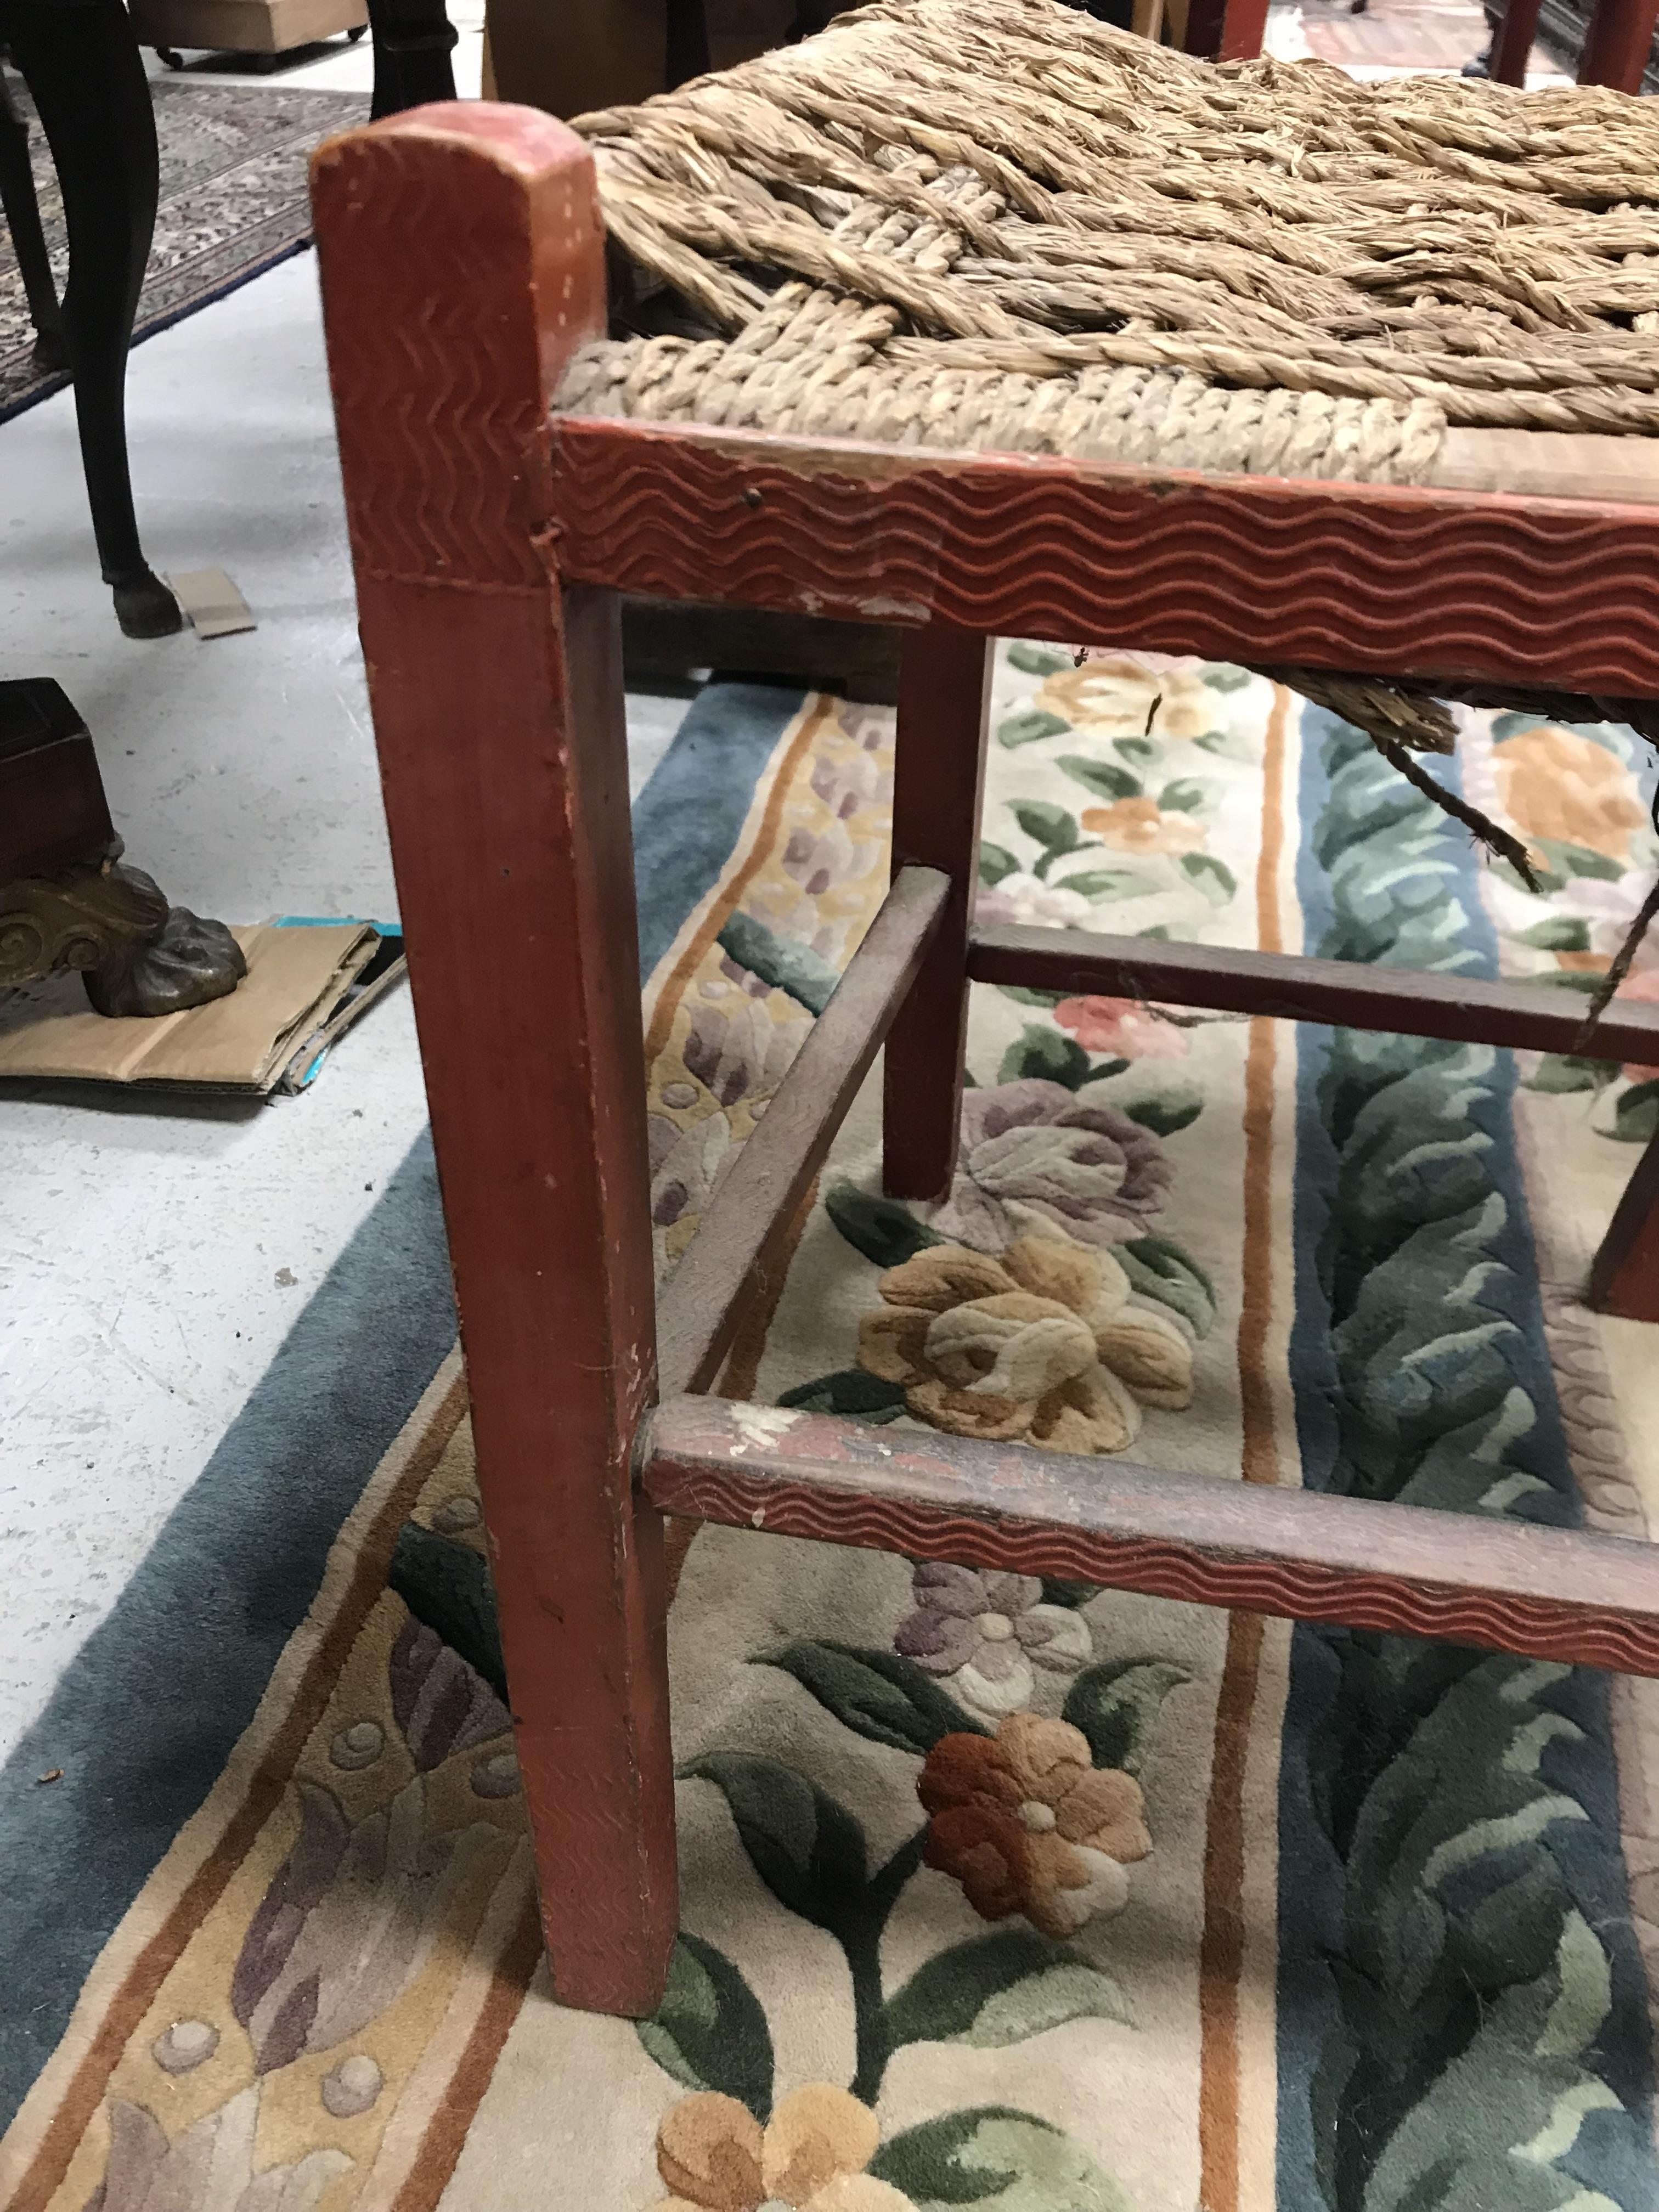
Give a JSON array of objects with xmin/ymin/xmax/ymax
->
[
  {"xmin": 1492, "ymin": 723, "xmax": 1646, "ymax": 863},
  {"xmin": 1035, "ymin": 658, "xmax": 1216, "ymax": 742},
  {"xmin": 653, "ymin": 2085, "xmax": 912, "ymax": 2211},
  {"xmin": 1081, "ymin": 798, "xmax": 1208, "ymax": 856},
  {"xmin": 857, "ymin": 1234, "xmax": 1193, "ymax": 1453}
]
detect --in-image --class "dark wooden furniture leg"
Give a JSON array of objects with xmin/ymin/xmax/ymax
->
[
  {"xmin": 0, "ymin": 67, "xmax": 67, "ymax": 371},
  {"xmin": 365, "ymin": 0, "xmax": 458, "ymax": 116},
  {"xmin": 1576, "ymin": 0, "xmax": 1659, "ymax": 86},
  {"xmin": 312, "ymin": 108, "xmax": 676, "ymax": 2016},
  {"xmin": 882, "ymin": 620, "xmax": 992, "ymax": 1203},
  {"xmin": 2, "ymin": 0, "xmax": 181, "ymax": 639},
  {"xmin": 1588, "ymin": 1141, "xmax": 1659, "ymax": 1319},
  {"xmin": 0, "ymin": 677, "xmax": 245, "ymax": 1013},
  {"xmin": 1488, "ymin": 0, "xmax": 1544, "ymax": 81}
]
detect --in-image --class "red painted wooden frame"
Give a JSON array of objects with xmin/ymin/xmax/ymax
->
[{"xmin": 312, "ymin": 103, "xmax": 1659, "ymax": 2021}]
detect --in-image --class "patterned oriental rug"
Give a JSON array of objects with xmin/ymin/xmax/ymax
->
[
  {"xmin": 6, "ymin": 652, "xmax": 1659, "ymax": 2211},
  {"xmin": 0, "ymin": 79, "xmax": 365, "ymax": 423}
]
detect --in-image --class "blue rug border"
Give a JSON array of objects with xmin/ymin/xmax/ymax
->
[{"xmin": 0, "ymin": 676, "xmax": 806, "ymax": 2127}]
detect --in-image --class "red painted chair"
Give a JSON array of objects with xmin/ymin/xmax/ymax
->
[{"xmin": 310, "ymin": 94, "xmax": 1659, "ymax": 2018}]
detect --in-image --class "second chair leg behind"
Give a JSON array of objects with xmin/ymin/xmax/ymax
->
[{"xmin": 882, "ymin": 621, "xmax": 994, "ymax": 1203}]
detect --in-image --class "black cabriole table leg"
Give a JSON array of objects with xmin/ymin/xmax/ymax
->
[
  {"xmin": 1, "ymin": 0, "xmax": 181, "ymax": 639},
  {"xmin": 366, "ymin": 0, "xmax": 459, "ymax": 118}
]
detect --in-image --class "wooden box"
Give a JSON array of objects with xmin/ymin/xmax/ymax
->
[{"xmin": 128, "ymin": 0, "xmax": 367, "ymax": 56}]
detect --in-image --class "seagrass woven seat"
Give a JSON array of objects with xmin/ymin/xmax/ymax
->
[
  {"xmin": 560, "ymin": 0, "xmax": 1659, "ymax": 769},
  {"xmin": 309, "ymin": 3, "xmax": 1659, "ymax": 2019},
  {"xmin": 560, "ymin": 0, "xmax": 1659, "ymax": 471}
]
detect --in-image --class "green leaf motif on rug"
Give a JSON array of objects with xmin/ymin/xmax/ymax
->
[
  {"xmin": 1057, "ymin": 755, "xmax": 1142, "ymax": 803},
  {"xmin": 680, "ymin": 1752, "xmax": 869, "ymax": 1936},
  {"xmin": 1117, "ymin": 1081, "xmax": 1204, "ymax": 1138},
  {"xmin": 1115, "ymin": 1234, "xmax": 1216, "ymax": 1336},
  {"xmin": 1114, "ymin": 736, "xmax": 1156, "ymax": 764},
  {"xmin": 716, "ymin": 909, "xmax": 842, "ymax": 1015},
  {"xmin": 998, "ymin": 709, "xmax": 1071, "ymax": 749},
  {"xmin": 1284, "ymin": 709, "xmax": 1649, "ymax": 2212},
  {"xmin": 1048, "ymin": 868, "xmax": 1159, "ymax": 903},
  {"xmin": 1156, "ymin": 778, "xmax": 1207, "ymax": 814},
  {"xmin": 1509, "ymin": 915, "xmax": 1593, "ymax": 953},
  {"xmin": 825, "ymin": 1181, "xmax": 942, "ymax": 1268},
  {"xmin": 877, "ymin": 1930, "xmax": 1128, "ymax": 2061},
  {"xmin": 1524, "ymin": 1053, "xmax": 1616, "ymax": 1094},
  {"xmin": 1203, "ymin": 663, "xmax": 1252, "ymax": 693},
  {"xmin": 1531, "ymin": 837, "xmax": 1627, "ymax": 884},
  {"xmin": 980, "ymin": 842, "xmax": 1020, "ymax": 887},
  {"xmin": 1062, "ymin": 1660, "xmax": 1189, "ymax": 1778},
  {"xmin": 1611, "ymin": 1078, "xmax": 1659, "ymax": 1143},
  {"xmin": 638, "ymin": 1933, "xmax": 775, "ymax": 2123},
  {"xmin": 870, "ymin": 2108, "xmax": 1130, "ymax": 2211},
  {"xmin": 1177, "ymin": 851, "xmax": 1237, "ymax": 906},
  {"xmin": 1009, "ymin": 801, "xmax": 1091, "ymax": 879},
  {"xmin": 1005, "ymin": 643, "xmax": 1074, "ymax": 678},
  {"xmin": 1041, "ymin": 1578, "xmax": 1101, "ymax": 1609},
  {"xmin": 755, "ymin": 1640, "xmax": 989, "ymax": 1752},
  {"xmin": 776, "ymin": 1368, "xmax": 910, "ymax": 1422},
  {"xmin": 1355, "ymin": 1908, "xmax": 1626, "ymax": 2212},
  {"xmin": 999, "ymin": 1024, "xmax": 1093, "ymax": 1090}
]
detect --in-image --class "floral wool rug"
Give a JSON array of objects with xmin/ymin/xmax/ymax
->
[{"xmin": 7, "ymin": 648, "xmax": 1659, "ymax": 2212}]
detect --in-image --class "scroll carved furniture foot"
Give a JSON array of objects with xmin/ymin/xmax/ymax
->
[{"xmin": 1, "ymin": 678, "xmax": 244, "ymax": 1017}]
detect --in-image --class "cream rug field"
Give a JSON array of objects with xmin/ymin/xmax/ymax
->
[{"xmin": 7, "ymin": 648, "xmax": 1659, "ymax": 2212}]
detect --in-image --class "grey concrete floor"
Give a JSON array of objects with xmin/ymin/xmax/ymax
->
[{"xmin": 0, "ymin": 247, "xmax": 686, "ymax": 1758}]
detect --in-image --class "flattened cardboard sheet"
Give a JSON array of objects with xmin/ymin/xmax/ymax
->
[{"xmin": 0, "ymin": 922, "xmax": 404, "ymax": 1096}]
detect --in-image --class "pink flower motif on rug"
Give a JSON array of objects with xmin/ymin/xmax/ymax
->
[
  {"xmin": 1054, "ymin": 995, "xmax": 1187, "ymax": 1060},
  {"xmin": 653, "ymin": 2085, "xmax": 913, "ymax": 2211},
  {"xmin": 928, "ymin": 1079, "xmax": 1173, "ymax": 1252},
  {"xmin": 918, "ymin": 1712, "xmax": 1152, "ymax": 1940},
  {"xmin": 894, "ymin": 1562, "xmax": 1092, "ymax": 1719}
]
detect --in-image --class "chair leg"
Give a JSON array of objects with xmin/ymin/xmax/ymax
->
[
  {"xmin": 4, "ymin": 0, "xmax": 182, "ymax": 638},
  {"xmin": 882, "ymin": 620, "xmax": 993, "ymax": 1203},
  {"xmin": 1488, "ymin": 0, "xmax": 1545, "ymax": 82},
  {"xmin": 0, "ymin": 70, "xmax": 67, "ymax": 370},
  {"xmin": 1576, "ymin": 0, "xmax": 1659, "ymax": 87},
  {"xmin": 1588, "ymin": 1130, "xmax": 1659, "ymax": 1321},
  {"xmin": 312, "ymin": 110, "xmax": 676, "ymax": 2016}
]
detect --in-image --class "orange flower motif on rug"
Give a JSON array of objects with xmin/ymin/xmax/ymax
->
[
  {"xmin": 1492, "ymin": 724, "xmax": 1646, "ymax": 864},
  {"xmin": 1080, "ymin": 797, "xmax": 1208, "ymax": 856},
  {"xmin": 653, "ymin": 2085, "xmax": 912, "ymax": 2211},
  {"xmin": 857, "ymin": 1234, "xmax": 1193, "ymax": 1454},
  {"xmin": 918, "ymin": 1712, "xmax": 1153, "ymax": 1940},
  {"xmin": 1036, "ymin": 658, "xmax": 1216, "ymax": 742}
]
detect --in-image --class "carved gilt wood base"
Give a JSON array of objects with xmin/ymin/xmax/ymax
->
[{"xmin": 0, "ymin": 853, "xmax": 246, "ymax": 1018}]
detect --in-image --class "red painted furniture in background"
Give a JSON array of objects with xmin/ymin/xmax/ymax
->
[{"xmin": 311, "ymin": 103, "xmax": 1659, "ymax": 2018}]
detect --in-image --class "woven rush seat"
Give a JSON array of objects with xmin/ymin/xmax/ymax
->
[{"xmin": 558, "ymin": 0, "xmax": 1659, "ymax": 489}]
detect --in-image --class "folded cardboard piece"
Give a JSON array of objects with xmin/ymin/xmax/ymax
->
[{"xmin": 0, "ymin": 919, "xmax": 405, "ymax": 1097}]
